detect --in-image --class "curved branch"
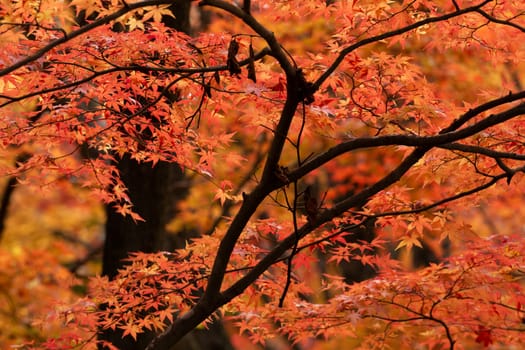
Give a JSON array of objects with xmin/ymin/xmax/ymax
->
[
  {"xmin": 185, "ymin": 104, "xmax": 525, "ymax": 338},
  {"xmin": 312, "ymin": 0, "xmax": 492, "ymax": 91},
  {"xmin": 0, "ymin": 0, "xmax": 180, "ymax": 77},
  {"xmin": 441, "ymin": 91, "xmax": 525, "ymax": 133},
  {"xmin": 359, "ymin": 167, "xmax": 523, "ymax": 219},
  {"xmin": 200, "ymin": 0, "xmax": 303, "ymax": 181},
  {"xmin": 0, "ymin": 67, "xmax": 121, "ymax": 108},
  {"xmin": 438, "ymin": 143, "xmax": 525, "ymax": 161},
  {"xmin": 213, "ymin": 151, "xmax": 525, "ymax": 335},
  {"xmin": 147, "ymin": 93, "xmax": 525, "ymax": 350},
  {"xmin": 144, "ymin": 3, "xmax": 525, "ymax": 349},
  {"xmin": 199, "ymin": 0, "xmax": 294, "ymax": 74},
  {"xmin": 368, "ymin": 300, "xmax": 456, "ymax": 349},
  {"xmin": 474, "ymin": 9, "xmax": 525, "ymax": 33},
  {"xmin": 0, "ymin": 48, "xmax": 271, "ymax": 108},
  {"xmin": 195, "ymin": 0, "xmax": 303, "ymax": 310},
  {"xmin": 288, "ymin": 100, "xmax": 525, "ymax": 182},
  {"xmin": 218, "ymin": 146, "xmax": 428, "ymax": 306}
]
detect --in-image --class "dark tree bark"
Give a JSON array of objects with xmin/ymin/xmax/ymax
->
[
  {"xmin": 99, "ymin": 2, "xmax": 234, "ymax": 349},
  {"xmin": 99, "ymin": 155, "xmax": 201, "ymax": 349},
  {"xmin": 102, "ymin": 157, "xmax": 183, "ymax": 279},
  {"xmin": 100, "ymin": 0, "xmax": 193, "ymax": 280},
  {"xmin": 0, "ymin": 175, "xmax": 17, "ymax": 242}
]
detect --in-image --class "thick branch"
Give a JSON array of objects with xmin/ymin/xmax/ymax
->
[
  {"xmin": 219, "ymin": 147, "xmax": 429, "ymax": 305},
  {"xmin": 196, "ymin": 0, "xmax": 302, "ymax": 307},
  {"xmin": 144, "ymin": 2, "xmax": 525, "ymax": 349},
  {"xmin": 441, "ymin": 91, "xmax": 525, "ymax": 133},
  {"xmin": 200, "ymin": 0, "xmax": 294, "ymax": 74},
  {"xmin": 198, "ymin": 95, "xmax": 302, "ymax": 312},
  {"xmin": 187, "ymin": 102, "xmax": 525, "ymax": 323},
  {"xmin": 288, "ymin": 101, "xmax": 525, "ymax": 182},
  {"xmin": 200, "ymin": 0, "xmax": 304, "ymax": 180},
  {"xmin": 146, "ymin": 81, "xmax": 525, "ymax": 350},
  {"xmin": 146, "ymin": 146, "xmax": 429, "ymax": 350},
  {"xmin": 199, "ymin": 185, "xmax": 267, "ymax": 306}
]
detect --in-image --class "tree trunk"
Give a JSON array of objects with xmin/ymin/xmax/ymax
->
[
  {"xmin": 102, "ymin": 157, "xmax": 183, "ymax": 279},
  {"xmin": 99, "ymin": 2, "xmax": 234, "ymax": 349},
  {"xmin": 100, "ymin": 158, "xmax": 183, "ymax": 348}
]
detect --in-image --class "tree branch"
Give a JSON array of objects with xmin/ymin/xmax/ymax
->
[
  {"xmin": 140, "ymin": 2, "xmax": 525, "ymax": 349},
  {"xmin": 219, "ymin": 146, "xmax": 429, "ymax": 304},
  {"xmin": 474, "ymin": 9, "xmax": 525, "ymax": 33},
  {"xmin": 0, "ymin": 48, "xmax": 272, "ymax": 108},
  {"xmin": 355, "ymin": 167, "xmax": 524, "ymax": 219},
  {"xmin": 195, "ymin": 0, "xmax": 302, "ymax": 309},
  {"xmin": 200, "ymin": 0, "xmax": 294, "ymax": 74},
  {"xmin": 438, "ymin": 143, "xmax": 525, "ymax": 161},
  {"xmin": 288, "ymin": 100, "xmax": 525, "ymax": 183},
  {"xmin": 0, "ymin": 0, "xmax": 180, "ymax": 77},
  {"xmin": 312, "ymin": 0, "xmax": 492, "ymax": 91},
  {"xmin": 152, "ymin": 102, "xmax": 525, "ymax": 349},
  {"xmin": 146, "ymin": 87, "xmax": 525, "ymax": 350}
]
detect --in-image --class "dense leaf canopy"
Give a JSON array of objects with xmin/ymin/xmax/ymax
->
[{"xmin": 0, "ymin": 0, "xmax": 524, "ymax": 349}]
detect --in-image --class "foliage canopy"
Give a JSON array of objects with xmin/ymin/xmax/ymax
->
[{"xmin": 0, "ymin": 0, "xmax": 524, "ymax": 349}]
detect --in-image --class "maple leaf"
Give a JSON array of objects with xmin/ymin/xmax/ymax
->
[
  {"xmin": 395, "ymin": 235, "xmax": 423, "ymax": 252},
  {"xmin": 292, "ymin": 251, "xmax": 318, "ymax": 270},
  {"xmin": 120, "ymin": 321, "xmax": 142, "ymax": 341},
  {"xmin": 475, "ymin": 326, "xmax": 493, "ymax": 347},
  {"xmin": 114, "ymin": 203, "xmax": 145, "ymax": 222},
  {"xmin": 213, "ymin": 180, "xmax": 236, "ymax": 206},
  {"xmin": 142, "ymin": 5, "xmax": 175, "ymax": 23},
  {"xmin": 126, "ymin": 16, "xmax": 145, "ymax": 31},
  {"xmin": 344, "ymin": 311, "xmax": 361, "ymax": 325}
]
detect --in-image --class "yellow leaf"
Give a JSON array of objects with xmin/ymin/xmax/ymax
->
[{"xmin": 395, "ymin": 235, "xmax": 423, "ymax": 252}]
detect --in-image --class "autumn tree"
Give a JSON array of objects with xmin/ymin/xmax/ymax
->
[
  {"xmin": 0, "ymin": 0, "xmax": 524, "ymax": 349},
  {"xmin": 96, "ymin": 1, "xmax": 234, "ymax": 349}
]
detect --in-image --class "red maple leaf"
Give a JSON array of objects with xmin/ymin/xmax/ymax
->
[{"xmin": 475, "ymin": 326, "xmax": 493, "ymax": 347}]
